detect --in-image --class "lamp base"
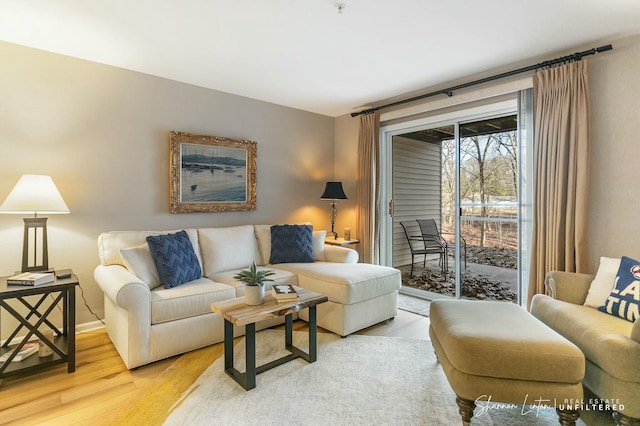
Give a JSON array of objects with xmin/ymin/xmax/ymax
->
[
  {"xmin": 329, "ymin": 202, "xmax": 338, "ymax": 239},
  {"xmin": 22, "ymin": 217, "xmax": 49, "ymax": 273}
]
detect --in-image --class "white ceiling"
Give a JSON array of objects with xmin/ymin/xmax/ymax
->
[{"xmin": 1, "ymin": 0, "xmax": 640, "ymax": 117}]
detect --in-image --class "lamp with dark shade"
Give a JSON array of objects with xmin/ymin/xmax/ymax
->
[
  {"xmin": 320, "ymin": 181, "xmax": 347, "ymax": 239},
  {"xmin": 0, "ymin": 175, "xmax": 70, "ymax": 272}
]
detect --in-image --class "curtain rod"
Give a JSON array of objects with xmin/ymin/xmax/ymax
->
[{"xmin": 351, "ymin": 44, "xmax": 612, "ymax": 118}]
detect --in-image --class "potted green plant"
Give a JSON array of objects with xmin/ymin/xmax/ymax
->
[{"xmin": 233, "ymin": 262, "xmax": 275, "ymax": 305}]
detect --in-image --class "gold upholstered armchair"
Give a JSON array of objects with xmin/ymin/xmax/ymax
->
[{"xmin": 531, "ymin": 271, "xmax": 640, "ymax": 425}]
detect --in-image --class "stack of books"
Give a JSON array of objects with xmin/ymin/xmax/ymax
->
[
  {"xmin": 0, "ymin": 342, "xmax": 39, "ymax": 362},
  {"xmin": 6, "ymin": 272, "xmax": 55, "ymax": 286},
  {"xmin": 272, "ymin": 284, "xmax": 298, "ymax": 302}
]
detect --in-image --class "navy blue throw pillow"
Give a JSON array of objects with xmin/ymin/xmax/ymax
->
[
  {"xmin": 598, "ymin": 255, "xmax": 640, "ymax": 322},
  {"xmin": 270, "ymin": 225, "xmax": 315, "ymax": 264},
  {"xmin": 146, "ymin": 230, "xmax": 201, "ymax": 288}
]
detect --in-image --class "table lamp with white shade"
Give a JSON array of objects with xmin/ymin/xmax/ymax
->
[{"xmin": 0, "ymin": 175, "xmax": 70, "ymax": 272}]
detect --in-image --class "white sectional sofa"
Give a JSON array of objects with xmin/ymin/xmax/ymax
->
[{"xmin": 94, "ymin": 225, "xmax": 401, "ymax": 369}]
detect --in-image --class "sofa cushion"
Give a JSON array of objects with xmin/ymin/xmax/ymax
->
[
  {"xmin": 584, "ymin": 257, "xmax": 619, "ymax": 308},
  {"xmin": 198, "ymin": 225, "xmax": 261, "ymax": 276},
  {"xmin": 531, "ymin": 294, "xmax": 640, "ymax": 382},
  {"xmin": 270, "ymin": 224, "xmax": 314, "ymax": 264},
  {"xmin": 150, "ymin": 277, "xmax": 236, "ymax": 324},
  {"xmin": 599, "ymin": 256, "xmax": 640, "ymax": 322},
  {"xmin": 312, "ymin": 230, "xmax": 327, "ymax": 262},
  {"xmin": 146, "ymin": 230, "xmax": 202, "ymax": 289},
  {"xmin": 273, "ymin": 262, "xmax": 400, "ymax": 305},
  {"xmin": 254, "ymin": 225, "xmax": 272, "ymax": 265},
  {"xmin": 209, "ymin": 267, "xmax": 298, "ymax": 297},
  {"xmin": 120, "ymin": 244, "xmax": 161, "ymax": 290}
]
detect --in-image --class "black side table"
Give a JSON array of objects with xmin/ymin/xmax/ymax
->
[{"xmin": 0, "ymin": 269, "xmax": 78, "ymax": 379}]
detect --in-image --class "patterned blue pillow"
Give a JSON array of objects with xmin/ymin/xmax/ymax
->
[
  {"xmin": 146, "ymin": 230, "xmax": 202, "ymax": 288},
  {"xmin": 598, "ymin": 255, "xmax": 640, "ymax": 322},
  {"xmin": 270, "ymin": 225, "xmax": 315, "ymax": 264}
]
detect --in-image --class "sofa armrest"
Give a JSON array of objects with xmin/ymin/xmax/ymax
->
[
  {"xmin": 94, "ymin": 264, "xmax": 151, "ymax": 313},
  {"xmin": 544, "ymin": 271, "xmax": 594, "ymax": 305},
  {"xmin": 324, "ymin": 245, "xmax": 359, "ymax": 263},
  {"xmin": 94, "ymin": 264, "xmax": 153, "ymax": 368}
]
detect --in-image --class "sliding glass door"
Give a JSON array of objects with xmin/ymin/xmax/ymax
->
[{"xmin": 381, "ymin": 95, "xmax": 531, "ymax": 305}]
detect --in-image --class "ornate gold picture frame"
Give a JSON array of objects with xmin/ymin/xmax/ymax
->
[{"xmin": 170, "ymin": 131, "xmax": 257, "ymax": 213}]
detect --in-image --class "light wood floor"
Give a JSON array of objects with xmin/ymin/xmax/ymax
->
[{"xmin": 0, "ymin": 308, "xmax": 430, "ymax": 425}]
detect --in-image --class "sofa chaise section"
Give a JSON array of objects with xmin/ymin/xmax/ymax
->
[{"xmin": 274, "ymin": 262, "xmax": 400, "ymax": 336}]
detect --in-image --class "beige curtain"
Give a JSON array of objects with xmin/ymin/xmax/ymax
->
[
  {"xmin": 356, "ymin": 111, "xmax": 380, "ymax": 264},
  {"xmin": 529, "ymin": 61, "xmax": 590, "ymax": 302}
]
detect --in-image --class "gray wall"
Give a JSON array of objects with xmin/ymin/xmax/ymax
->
[
  {"xmin": 0, "ymin": 41, "xmax": 335, "ymax": 328},
  {"xmin": 587, "ymin": 33, "xmax": 640, "ymax": 268}
]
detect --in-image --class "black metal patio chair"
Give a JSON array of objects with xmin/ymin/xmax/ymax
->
[
  {"xmin": 399, "ymin": 221, "xmax": 427, "ymax": 277},
  {"xmin": 416, "ymin": 219, "xmax": 450, "ymax": 278},
  {"xmin": 400, "ymin": 221, "xmax": 448, "ymax": 278}
]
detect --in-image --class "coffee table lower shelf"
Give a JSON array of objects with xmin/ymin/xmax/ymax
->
[{"xmin": 224, "ymin": 310, "xmax": 318, "ymax": 390}]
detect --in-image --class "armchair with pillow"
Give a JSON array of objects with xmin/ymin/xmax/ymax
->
[{"xmin": 530, "ymin": 257, "xmax": 640, "ymax": 425}]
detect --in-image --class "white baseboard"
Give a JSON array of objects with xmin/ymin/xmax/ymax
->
[
  {"xmin": 1, "ymin": 321, "xmax": 105, "ymax": 346},
  {"xmin": 76, "ymin": 320, "xmax": 105, "ymax": 333}
]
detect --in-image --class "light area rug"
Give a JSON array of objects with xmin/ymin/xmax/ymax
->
[{"xmin": 163, "ymin": 330, "xmax": 609, "ymax": 425}]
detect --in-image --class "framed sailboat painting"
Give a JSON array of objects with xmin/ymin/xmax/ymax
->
[{"xmin": 169, "ymin": 131, "xmax": 257, "ymax": 213}]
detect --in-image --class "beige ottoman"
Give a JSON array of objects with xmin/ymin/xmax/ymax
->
[{"xmin": 429, "ymin": 299, "xmax": 585, "ymax": 426}]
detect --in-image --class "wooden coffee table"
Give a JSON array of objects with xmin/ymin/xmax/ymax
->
[{"xmin": 211, "ymin": 287, "xmax": 328, "ymax": 390}]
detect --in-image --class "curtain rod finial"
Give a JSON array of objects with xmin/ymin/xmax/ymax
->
[{"xmin": 597, "ymin": 44, "xmax": 613, "ymax": 53}]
